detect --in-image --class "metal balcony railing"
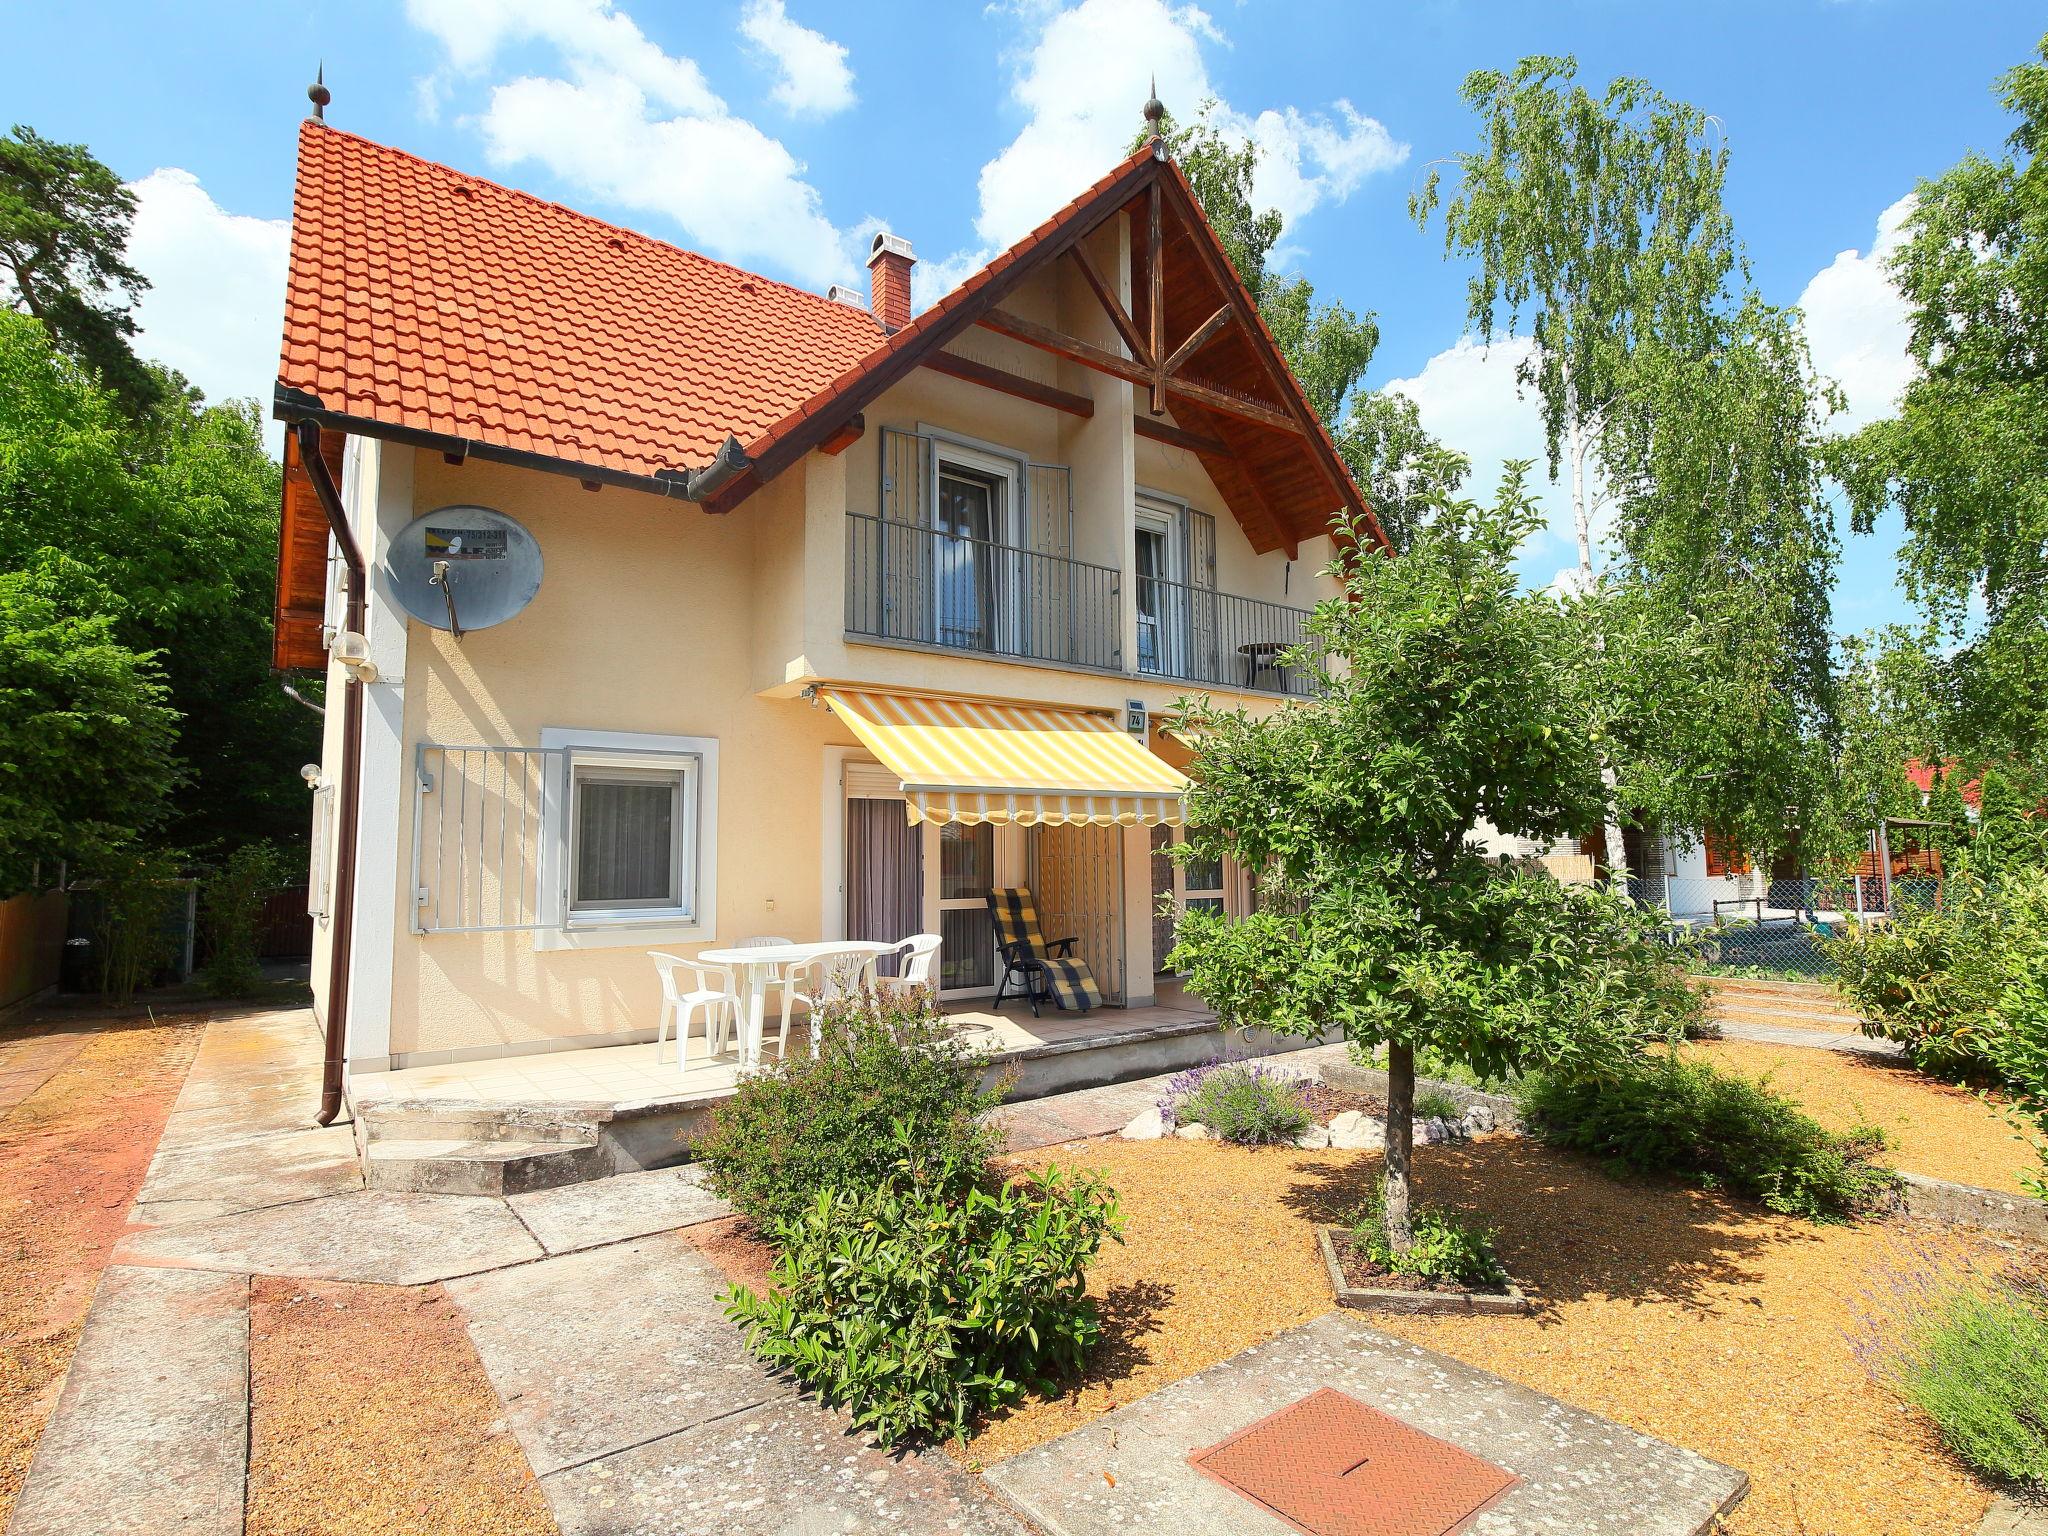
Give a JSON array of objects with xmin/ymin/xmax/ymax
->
[
  {"xmin": 1133, "ymin": 574, "xmax": 1319, "ymax": 697},
  {"xmin": 845, "ymin": 512, "xmax": 1122, "ymax": 672}
]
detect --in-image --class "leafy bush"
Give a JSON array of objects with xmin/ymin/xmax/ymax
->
[
  {"xmin": 1348, "ymin": 1181, "xmax": 1507, "ymax": 1289},
  {"xmin": 1414, "ymin": 1087, "xmax": 1463, "ymax": 1121},
  {"xmin": 1862, "ymin": 1259, "xmax": 2048, "ymax": 1489},
  {"xmin": 1163, "ymin": 1060, "xmax": 1315, "ymax": 1144},
  {"xmin": 198, "ymin": 842, "xmax": 288, "ymax": 997},
  {"xmin": 81, "ymin": 846, "xmax": 182, "ymax": 1003},
  {"xmin": 1831, "ymin": 868, "xmax": 2048, "ymax": 1194},
  {"xmin": 724, "ymin": 1126, "xmax": 1122, "ymax": 1446},
  {"xmin": 1517, "ymin": 1054, "xmax": 1900, "ymax": 1221},
  {"xmin": 696, "ymin": 987, "xmax": 1003, "ymax": 1232}
]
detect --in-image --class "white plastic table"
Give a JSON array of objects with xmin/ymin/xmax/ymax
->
[{"xmin": 694, "ymin": 939, "xmax": 894, "ymax": 1070}]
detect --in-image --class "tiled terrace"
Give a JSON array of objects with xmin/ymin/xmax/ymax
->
[{"xmin": 349, "ymin": 985, "xmax": 1220, "ymax": 1115}]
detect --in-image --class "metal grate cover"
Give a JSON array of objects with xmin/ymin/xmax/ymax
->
[{"xmin": 1188, "ymin": 1388, "xmax": 1519, "ymax": 1536}]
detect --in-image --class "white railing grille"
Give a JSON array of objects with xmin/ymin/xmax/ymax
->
[{"xmin": 412, "ymin": 745, "xmax": 563, "ymax": 933}]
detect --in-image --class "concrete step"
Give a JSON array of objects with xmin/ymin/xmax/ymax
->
[
  {"xmin": 1709, "ymin": 1000, "xmax": 1863, "ymax": 1029},
  {"xmin": 357, "ymin": 1103, "xmax": 605, "ymax": 1146},
  {"xmin": 363, "ymin": 1137, "xmax": 610, "ymax": 1197},
  {"xmin": 1703, "ymin": 977, "xmax": 1846, "ymax": 1005}
]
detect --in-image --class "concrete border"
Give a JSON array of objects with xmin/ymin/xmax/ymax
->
[
  {"xmin": 1897, "ymin": 1171, "xmax": 2048, "ymax": 1244},
  {"xmin": 1317, "ymin": 1226, "xmax": 1532, "ymax": 1316}
]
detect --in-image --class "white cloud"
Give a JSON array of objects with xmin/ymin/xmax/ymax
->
[
  {"xmin": 739, "ymin": 0, "xmax": 855, "ymax": 117},
  {"xmin": 1381, "ymin": 334, "xmax": 1587, "ymax": 586},
  {"xmin": 406, "ymin": 0, "xmax": 720, "ymax": 115},
  {"xmin": 1798, "ymin": 193, "xmax": 1917, "ymax": 433},
  {"xmin": 405, "ymin": 0, "xmax": 856, "ymax": 288},
  {"xmin": 124, "ymin": 169, "xmax": 290, "ymax": 433},
  {"xmin": 932, "ymin": 0, "xmax": 1406, "ymax": 302}
]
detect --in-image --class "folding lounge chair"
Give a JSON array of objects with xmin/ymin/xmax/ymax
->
[{"xmin": 986, "ymin": 887, "xmax": 1100, "ymax": 1015}]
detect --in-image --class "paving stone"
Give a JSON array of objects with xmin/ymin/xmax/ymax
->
[
  {"xmin": 541, "ymin": 1397, "xmax": 1028, "ymax": 1536},
  {"xmin": 984, "ymin": 1311, "xmax": 1747, "ymax": 1536},
  {"xmin": 133, "ymin": 1122, "xmax": 362, "ymax": 1216},
  {"xmin": 508, "ymin": 1164, "xmax": 733, "ymax": 1254},
  {"xmin": 113, "ymin": 1188, "xmax": 542, "ymax": 1283},
  {"xmin": 447, "ymin": 1232, "xmax": 776, "ymax": 1476},
  {"xmin": 7, "ymin": 1266, "xmax": 248, "ymax": 1536}
]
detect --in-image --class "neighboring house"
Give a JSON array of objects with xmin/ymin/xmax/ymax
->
[{"xmin": 273, "ymin": 107, "xmax": 1384, "ymax": 1095}]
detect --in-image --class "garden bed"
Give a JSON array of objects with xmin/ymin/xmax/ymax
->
[
  {"xmin": 970, "ymin": 1134, "xmax": 2020, "ymax": 1536},
  {"xmin": 1684, "ymin": 1038, "xmax": 2040, "ymax": 1197},
  {"xmin": 1318, "ymin": 1225, "xmax": 1531, "ymax": 1314}
]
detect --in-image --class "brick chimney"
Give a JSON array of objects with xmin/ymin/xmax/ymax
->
[{"xmin": 867, "ymin": 231, "xmax": 915, "ymax": 332}]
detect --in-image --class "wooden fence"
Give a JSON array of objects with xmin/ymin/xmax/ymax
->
[{"xmin": 0, "ymin": 890, "xmax": 67, "ymax": 1010}]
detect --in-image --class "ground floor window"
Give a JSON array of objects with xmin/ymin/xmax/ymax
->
[
  {"xmin": 537, "ymin": 727, "xmax": 719, "ymax": 947},
  {"xmin": 1150, "ymin": 824, "xmax": 1229, "ymax": 974}
]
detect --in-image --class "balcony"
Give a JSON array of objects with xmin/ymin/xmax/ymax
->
[
  {"xmin": 1133, "ymin": 574, "xmax": 1319, "ymax": 698},
  {"xmin": 843, "ymin": 512, "xmax": 1317, "ymax": 696},
  {"xmin": 845, "ymin": 512, "xmax": 1123, "ymax": 672}
]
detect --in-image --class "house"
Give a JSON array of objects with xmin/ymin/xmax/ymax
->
[{"xmin": 271, "ymin": 97, "xmax": 1384, "ymax": 1129}]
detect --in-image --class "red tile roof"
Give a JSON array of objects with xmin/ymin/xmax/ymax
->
[{"xmin": 277, "ymin": 120, "xmax": 886, "ymax": 481}]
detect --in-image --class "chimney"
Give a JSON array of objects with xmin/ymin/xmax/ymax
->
[{"xmin": 867, "ymin": 231, "xmax": 915, "ymax": 332}]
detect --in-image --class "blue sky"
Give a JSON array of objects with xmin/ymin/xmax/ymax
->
[{"xmin": 6, "ymin": 0, "xmax": 2041, "ymax": 631}]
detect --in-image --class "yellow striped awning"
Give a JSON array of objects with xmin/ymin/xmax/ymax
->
[{"xmin": 819, "ymin": 687, "xmax": 1188, "ymax": 827}]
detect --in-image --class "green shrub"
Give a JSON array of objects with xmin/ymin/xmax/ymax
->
[
  {"xmin": 1829, "ymin": 895, "xmax": 2002, "ymax": 1079},
  {"xmin": 1413, "ymin": 1087, "xmax": 1463, "ymax": 1121},
  {"xmin": 1516, "ymin": 1054, "xmax": 1900, "ymax": 1221},
  {"xmin": 1348, "ymin": 1181, "xmax": 1507, "ymax": 1289},
  {"xmin": 695, "ymin": 987, "xmax": 1003, "ymax": 1232},
  {"xmin": 198, "ymin": 842, "xmax": 287, "ymax": 998},
  {"xmin": 1170, "ymin": 1061, "xmax": 1314, "ymax": 1144},
  {"xmin": 725, "ymin": 1126, "xmax": 1122, "ymax": 1446},
  {"xmin": 1865, "ymin": 1264, "xmax": 2048, "ymax": 1489}
]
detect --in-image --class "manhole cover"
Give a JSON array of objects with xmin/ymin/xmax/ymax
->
[{"xmin": 1188, "ymin": 1388, "xmax": 1519, "ymax": 1536}]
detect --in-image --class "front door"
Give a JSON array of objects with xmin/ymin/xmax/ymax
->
[
  {"xmin": 936, "ymin": 821, "xmax": 1000, "ymax": 996},
  {"xmin": 844, "ymin": 784, "xmax": 922, "ymax": 977}
]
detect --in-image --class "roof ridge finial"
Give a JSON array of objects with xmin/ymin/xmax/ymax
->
[
  {"xmin": 308, "ymin": 62, "xmax": 331, "ymax": 122},
  {"xmin": 1143, "ymin": 76, "xmax": 1164, "ymax": 139}
]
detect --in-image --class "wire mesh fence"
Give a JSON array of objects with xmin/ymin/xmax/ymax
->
[{"xmin": 1626, "ymin": 874, "xmax": 1946, "ymax": 980}]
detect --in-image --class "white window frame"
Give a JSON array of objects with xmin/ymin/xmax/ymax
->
[
  {"xmin": 308, "ymin": 782, "xmax": 335, "ymax": 922},
  {"xmin": 921, "ymin": 426, "xmax": 1028, "ymax": 656},
  {"xmin": 536, "ymin": 726, "xmax": 719, "ymax": 951},
  {"xmin": 1133, "ymin": 492, "xmax": 1187, "ymax": 679}
]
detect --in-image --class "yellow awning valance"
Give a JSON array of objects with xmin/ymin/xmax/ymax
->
[{"xmin": 819, "ymin": 688, "xmax": 1188, "ymax": 827}]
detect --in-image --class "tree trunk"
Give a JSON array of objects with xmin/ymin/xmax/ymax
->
[
  {"xmin": 1569, "ymin": 416, "xmax": 1630, "ymax": 888},
  {"xmin": 1383, "ymin": 1042, "xmax": 1416, "ymax": 1253}
]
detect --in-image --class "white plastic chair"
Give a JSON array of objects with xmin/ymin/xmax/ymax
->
[
  {"xmin": 879, "ymin": 933, "xmax": 942, "ymax": 996},
  {"xmin": 788, "ymin": 945, "xmax": 880, "ymax": 1056},
  {"xmin": 738, "ymin": 935, "xmax": 798, "ymax": 1059},
  {"xmin": 647, "ymin": 951, "xmax": 741, "ymax": 1074}
]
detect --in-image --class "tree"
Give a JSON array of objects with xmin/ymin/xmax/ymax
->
[
  {"xmin": 1413, "ymin": 57, "xmax": 1738, "ymax": 578},
  {"xmin": 0, "ymin": 125, "xmax": 160, "ymax": 415},
  {"xmin": 1332, "ymin": 390, "xmax": 1460, "ymax": 553},
  {"xmin": 1830, "ymin": 35, "xmax": 2048, "ymax": 777},
  {"xmin": 0, "ymin": 310, "xmax": 304, "ymax": 859},
  {"xmin": 0, "ymin": 553, "xmax": 176, "ymax": 893},
  {"xmin": 1167, "ymin": 458, "xmax": 1682, "ymax": 1250},
  {"xmin": 1595, "ymin": 296, "xmax": 1844, "ymax": 860}
]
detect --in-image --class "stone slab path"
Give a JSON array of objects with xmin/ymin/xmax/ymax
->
[
  {"xmin": 11, "ymin": 1007, "xmax": 1031, "ymax": 1536},
  {"xmin": 7, "ymin": 1266, "xmax": 249, "ymax": 1536},
  {"xmin": 1715, "ymin": 1017, "xmax": 1903, "ymax": 1057},
  {"xmin": 984, "ymin": 1311, "xmax": 1749, "ymax": 1536}
]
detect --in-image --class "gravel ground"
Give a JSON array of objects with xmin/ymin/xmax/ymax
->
[
  {"xmin": 245, "ymin": 1277, "xmax": 554, "ymax": 1536},
  {"xmin": 0, "ymin": 1012, "xmax": 204, "ymax": 1527},
  {"xmin": 1686, "ymin": 1037, "xmax": 2042, "ymax": 1196},
  {"xmin": 976, "ymin": 1135, "xmax": 2012, "ymax": 1536}
]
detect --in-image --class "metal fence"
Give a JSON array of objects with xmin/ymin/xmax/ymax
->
[
  {"xmin": 1628, "ymin": 873, "xmax": 1946, "ymax": 979},
  {"xmin": 1133, "ymin": 574, "xmax": 1319, "ymax": 698},
  {"xmin": 845, "ymin": 512, "xmax": 1123, "ymax": 672}
]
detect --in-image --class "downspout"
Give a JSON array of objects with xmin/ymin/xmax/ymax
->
[{"xmin": 294, "ymin": 420, "xmax": 364, "ymax": 1127}]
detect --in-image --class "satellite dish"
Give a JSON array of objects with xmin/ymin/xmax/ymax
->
[{"xmin": 385, "ymin": 506, "xmax": 543, "ymax": 636}]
